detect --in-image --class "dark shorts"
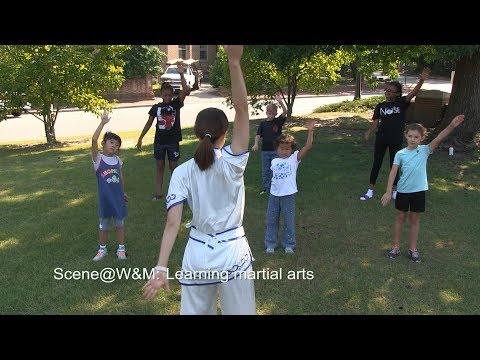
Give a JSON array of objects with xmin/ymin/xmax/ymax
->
[
  {"xmin": 154, "ymin": 143, "xmax": 180, "ymax": 161},
  {"xmin": 395, "ymin": 191, "xmax": 426, "ymax": 212}
]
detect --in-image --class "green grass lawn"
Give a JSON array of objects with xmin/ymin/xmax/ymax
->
[{"xmin": 1, "ymin": 115, "xmax": 479, "ymax": 315}]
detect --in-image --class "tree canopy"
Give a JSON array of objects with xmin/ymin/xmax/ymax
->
[
  {"xmin": 0, "ymin": 45, "xmax": 128, "ymax": 143},
  {"xmin": 122, "ymin": 45, "xmax": 166, "ymax": 79},
  {"xmin": 210, "ymin": 44, "xmax": 480, "ymax": 150},
  {"xmin": 210, "ymin": 45, "xmax": 348, "ymax": 118}
]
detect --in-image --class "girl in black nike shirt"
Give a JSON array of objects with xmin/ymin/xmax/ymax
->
[{"xmin": 360, "ymin": 67, "xmax": 431, "ymax": 201}]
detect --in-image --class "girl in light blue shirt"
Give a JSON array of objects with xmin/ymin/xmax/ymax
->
[{"xmin": 381, "ymin": 114, "xmax": 465, "ymax": 263}]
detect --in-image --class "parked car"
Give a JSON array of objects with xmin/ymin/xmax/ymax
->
[
  {"xmin": 372, "ymin": 70, "xmax": 390, "ymax": 81},
  {"xmin": 160, "ymin": 58, "xmax": 203, "ymax": 93}
]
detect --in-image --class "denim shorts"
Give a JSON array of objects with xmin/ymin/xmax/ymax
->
[{"xmin": 99, "ymin": 217, "xmax": 125, "ymax": 230}]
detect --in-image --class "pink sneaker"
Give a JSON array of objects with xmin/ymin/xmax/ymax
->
[{"xmin": 116, "ymin": 250, "xmax": 127, "ymax": 260}]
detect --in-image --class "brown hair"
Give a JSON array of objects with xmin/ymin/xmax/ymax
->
[
  {"xmin": 405, "ymin": 123, "xmax": 427, "ymax": 137},
  {"xmin": 387, "ymin": 80, "xmax": 403, "ymax": 98},
  {"xmin": 102, "ymin": 131, "xmax": 122, "ymax": 147},
  {"xmin": 274, "ymin": 133, "xmax": 296, "ymax": 151},
  {"xmin": 193, "ymin": 108, "xmax": 229, "ymax": 170},
  {"xmin": 266, "ymin": 103, "xmax": 278, "ymax": 114}
]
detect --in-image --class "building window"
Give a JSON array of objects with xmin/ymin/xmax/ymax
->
[
  {"xmin": 199, "ymin": 45, "xmax": 207, "ymax": 61},
  {"xmin": 178, "ymin": 45, "xmax": 186, "ymax": 59}
]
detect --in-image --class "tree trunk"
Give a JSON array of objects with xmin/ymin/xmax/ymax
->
[
  {"xmin": 287, "ymin": 101, "xmax": 294, "ymax": 119},
  {"xmin": 433, "ymin": 53, "xmax": 480, "ymax": 151},
  {"xmin": 289, "ymin": 90, "xmax": 296, "ymax": 120},
  {"xmin": 286, "ymin": 79, "xmax": 297, "ymax": 120},
  {"xmin": 43, "ymin": 110, "xmax": 57, "ymax": 144},
  {"xmin": 350, "ymin": 60, "xmax": 361, "ymax": 100},
  {"xmin": 349, "ymin": 61, "xmax": 358, "ymax": 82},
  {"xmin": 354, "ymin": 72, "xmax": 362, "ymax": 100}
]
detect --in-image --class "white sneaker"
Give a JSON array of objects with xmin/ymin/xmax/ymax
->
[
  {"xmin": 360, "ymin": 190, "xmax": 373, "ymax": 201},
  {"xmin": 93, "ymin": 250, "xmax": 107, "ymax": 261},
  {"xmin": 284, "ymin": 247, "xmax": 295, "ymax": 254}
]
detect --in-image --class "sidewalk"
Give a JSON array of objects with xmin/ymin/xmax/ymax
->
[
  {"xmin": 58, "ymin": 82, "xmax": 224, "ymax": 112},
  {"xmin": 111, "ymin": 76, "xmax": 453, "ymax": 110},
  {"xmin": 294, "ymin": 75, "xmax": 452, "ymax": 97},
  {"xmin": 0, "ymin": 77, "xmax": 453, "ymax": 143}
]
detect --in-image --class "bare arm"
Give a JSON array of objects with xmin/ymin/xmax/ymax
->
[
  {"xmin": 226, "ymin": 45, "xmax": 249, "ymax": 154},
  {"xmin": 405, "ymin": 67, "xmax": 431, "ymax": 102},
  {"xmin": 143, "ymin": 203, "xmax": 184, "ymax": 298},
  {"xmin": 136, "ymin": 115, "xmax": 155, "ymax": 150},
  {"xmin": 297, "ymin": 120, "xmax": 315, "ymax": 161},
  {"xmin": 177, "ymin": 64, "xmax": 190, "ymax": 104},
  {"xmin": 92, "ymin": 110, "xmax": 110, "ymax": 160},
  {"xmin": 276, "ymin": 93, "xmax": 287, "ymax": 117},
  {"xmin": 381, "ymin": 164, "xmax": 399, "ymax": 206},
  {"xmin": 365, "ymin": 118, "xmax": 379, "ymax": 141},
  {"xmin": 428, "ymin": 114, "xmax": 465, "ymax": 152},
  {"xmin": 120, "ymin": 168, "xmax": 128, "ymax": 202},
  {"xmin": 251, "ymin": 134, "xmax": 261, "ymax": 151}
]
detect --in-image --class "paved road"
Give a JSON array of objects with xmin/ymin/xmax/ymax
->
[{"xmin": 0, "ymin": 76, "xmax": 452, "ymax": 143}]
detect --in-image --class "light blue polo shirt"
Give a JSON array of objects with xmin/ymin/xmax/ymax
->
[{"xmin": 394, "ymin": 144, "xmax": 432, "ymax": 193}]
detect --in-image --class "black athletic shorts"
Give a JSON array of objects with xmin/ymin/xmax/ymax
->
[
  {"xmin": 154, "ymin": 143, "xmax": 180, "ymax": 161},
  {"xmin": 395, "ymin": 191, "xmax": 426, "ymax": 212}
]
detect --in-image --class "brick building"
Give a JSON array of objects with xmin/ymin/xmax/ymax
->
[
  {"xmin": 157, "ymin": 45, "xmax": 218, "ymax": 78},
  {"xmin": 104, "ymin": 45, "xmax": 218, "ymax": 101}
]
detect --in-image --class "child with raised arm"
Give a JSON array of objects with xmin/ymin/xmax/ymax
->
[
  {"xmin": 136, "ymin": 64, "xmax": 190, "ymax": 201},
  {"xmin": 91, "ymin": 111, "xmax": 128, "ymax": 261},
  {"xmin": 360, "ymin": 67, "xmax": 431, "ymax": 201},
  {"xmin": 251, "ymin": 93, "xmax": 288, "ymax": 195},
  {"xmin": 381, "ymin": 114, "xmax": 465, "ymax": 262},
  {"xmin": 264, "ymin": 120, "xmax": 315, "ymax": 254},
  {"xmin": 143, "ymin": 45, "xmax": 256, "ymax": 315}
]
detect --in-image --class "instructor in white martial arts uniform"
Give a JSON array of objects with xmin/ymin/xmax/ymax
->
[{"xmin": 143, "ymin": 45, "xmax": 256, "ymax": 315}]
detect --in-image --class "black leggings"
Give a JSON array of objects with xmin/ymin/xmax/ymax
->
[{"xmin": 369, "ymin": 137, "xmax": 402, "ymax": 186}]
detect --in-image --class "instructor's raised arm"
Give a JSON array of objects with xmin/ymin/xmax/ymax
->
[{"xmin": 226, "ymin": 45, "xmax": 249, "ymax": 154}]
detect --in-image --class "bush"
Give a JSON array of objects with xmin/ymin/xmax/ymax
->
[
  {"xmin": 314, "ymin": 96, "xmax": 384, "ymax": 113},
  {"xmin": 208, "ymin": 62, "xmax": 222, "ymax": 88},
  {"xmin": 208, "ymin": 46, "xmax": 228, "ymax": 88},
  {"xmin": 122, "ymin": 46, "xmax": 166, "ymax": 79}
]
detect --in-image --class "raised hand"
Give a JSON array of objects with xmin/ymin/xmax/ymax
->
[
  {"xmin": 101, "ymin": 110, "xmax": 111, "ymax": 124},
  {"xmin": 224, "ymin": 45, "xmax": 243, "ymax": 62},
  {"xmin": 305, "ymin": 119, "xmax": 315, "ymax": 131},
  {"xmin": 420, "ymin": 67, "xmax": 431, "ymax": 81},
  {"xmin": 450, "ymin": 114, "xmax": 465, "ymax": 127},
  {"xmin": 176, "ymin": 64, "xmax": 185, "ymax": 74}
]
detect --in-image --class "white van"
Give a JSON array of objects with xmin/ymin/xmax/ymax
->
[{"xmin": 160, "ymin": 59, "xmax": 203, "ymax": 92}]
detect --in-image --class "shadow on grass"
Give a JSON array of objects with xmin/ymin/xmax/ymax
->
[{"xmin": 1, "ymin": 121, "xmax": 479, "ymax": 315}]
